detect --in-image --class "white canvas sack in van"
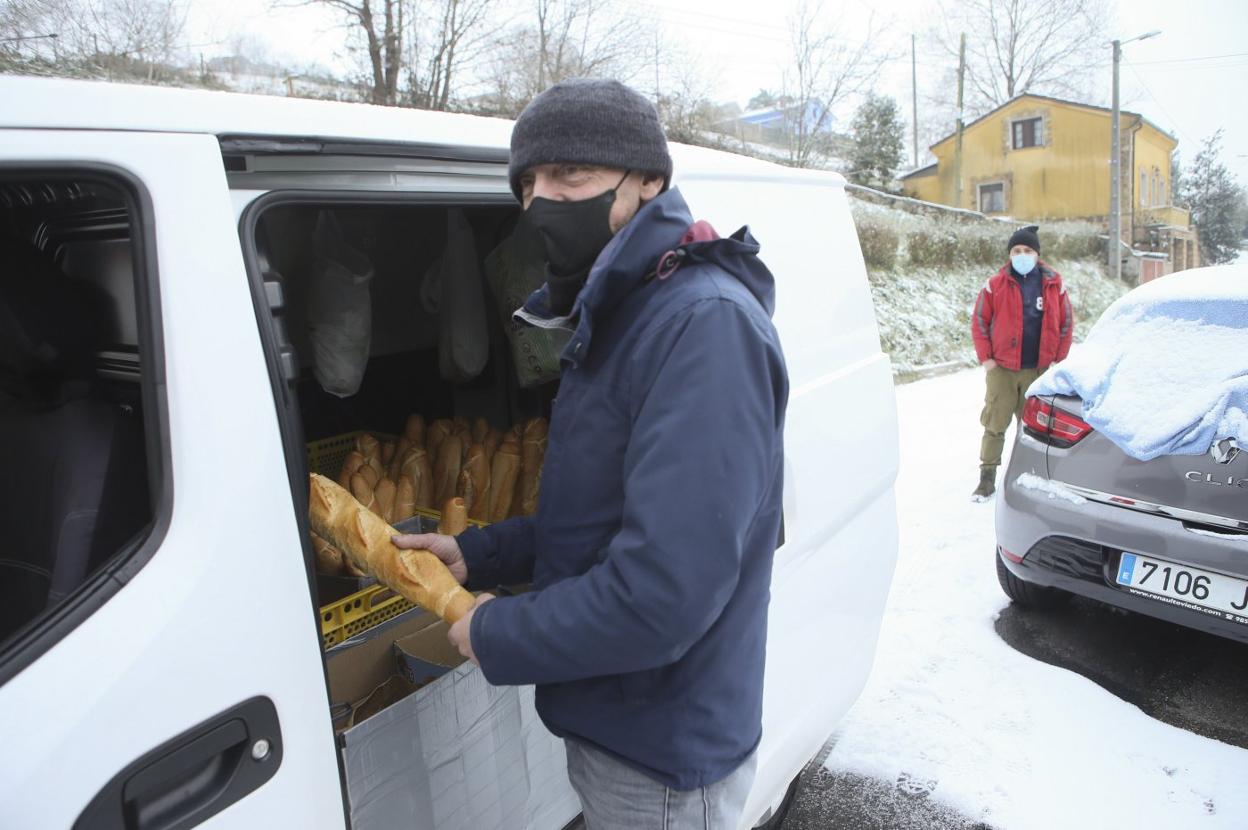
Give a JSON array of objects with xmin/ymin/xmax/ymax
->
[
  {"xmin": 308, "ymin": 210, "xmax": 374, "ymax": 397},
  {"xmin": 431, "ymin": 208, "xmax": 489, "ymax": 383}
]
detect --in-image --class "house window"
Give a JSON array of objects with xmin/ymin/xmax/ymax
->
[
  {"xmin": 1159, "ymin": 176, "xmax": 1167, "ymax": 206},
  {"xmin": 1153, "ymin": 171, "xmax": 1163, "ymax": 207},
  {"xmin": 1011, "ymin": 117, "xmax": 1042, "ymax": 149},
  {"xmin": 979, "ymin": 182, "xmax": 1005, "ymax": 213},
  {"xmin": 1140, "ymin": 170, "xmax": 1148, "ymax": 208}
]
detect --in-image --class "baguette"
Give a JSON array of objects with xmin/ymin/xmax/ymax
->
[
  {"xmin": 394, "ymin": 475, "xmax": 417, "ymax": 523},
  {"xmin": 426, "ymin": 419, "xmax": 453, "ymax": 464},
  {"xmin": 309, "ymin": 474, "xmax": 474, "ymax": 623},
  {"xmin": 380, "ymin": 440, "xmax": 396, "ymax": 467},
  {"xmin": 472, "ymin": 417, "xmax": 490, "ymax": 445},
  {"xmin": 438, "ymin": 497, "xmax": 469, "ymax": 536},
  {"xmin": 355, "ymin": 433, "xmax": 380, "ymax": 460},
  {"xmin": 483, "ymin": 427, "xmax": 503, "ymax": 461},
  {"xmin": 374, "ymin": 478, "xmax": 397, "ymax": 523},
  {"xmin": 399, "ymin": 446, "xmax": 435, "ymax": 510},
  {"xmin": 338, "ymin": 450, "xmax": 365, "ymax": 490},
  {"xmin": 311, "ymin": 531, "xmax": 345, "ymax": 575},
  {"xmin": 349, "ymin": 473, "xmax": 376, "ymax": 513},
  {"xmin": 433, "ymin": 433, "xmax": 463, "ymax": 508},
  {"xmin": 517, "ymin": 416, "xmax": 548, "ymax": 516},
  {"xmin": 487, "ymin": 435, "xmax": 521, "ymax": 522},
  {"xmin": 355, "ymin": 463, "xmax": 380, "ymax": 490},
  {"xmin": 387, "ymin": 436, "xmax": 412, "ymax": 481},
  {"xmin": 404, "ymin": 413, "xmax": 426, "ymax": 447},
  {"xmin": 458, "ymin": 443, "xmax": 492, "ymax": 521}
]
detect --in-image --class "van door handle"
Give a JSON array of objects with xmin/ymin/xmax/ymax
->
[{"xmin": 74, "ymin": 696, "xmax": 282, "ymax": 830}]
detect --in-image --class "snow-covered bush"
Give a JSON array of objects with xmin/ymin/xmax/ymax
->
[
  {"xmin": 849, "ymin": 195, "xmax": 1126, "ymax": 378},
  {"xmin": 855, "ymin": 220, "xmax": 900, "ymax": 270},
  {"xmin": 907, "ymin": 228, "xmax": 961, "ymax": 268}
]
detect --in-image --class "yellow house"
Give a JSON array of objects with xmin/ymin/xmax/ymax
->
[{"xmin": 901, "ymin": 94, "xmax": 1197, "ymax": 271}]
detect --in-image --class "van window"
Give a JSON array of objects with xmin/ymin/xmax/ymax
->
[{"xmin": 0, "ymin": 172, "xmax": 160, "ymax": 657}]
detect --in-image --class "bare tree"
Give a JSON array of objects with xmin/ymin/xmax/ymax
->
[
  {"xmin": 935, "ymin": 0, "xmax": 1110, "ymax": 114},
  {"xmin": 300, "ymin": 0, "xmax": 405, "ymax": 105},
  {"xmin": 407, "ymin": 0, "xmax": 500, "ymax": 110},
  {"xmin": 478, "ymin": 0, "xmax": 651, "ymax": 117},
  {"xmin": 780, "ymin": 0, "xmax": 886, "ymax": 168},
  {"xmin": 3, "ymin": 0, "xmax": 187, "ymax": 80}
]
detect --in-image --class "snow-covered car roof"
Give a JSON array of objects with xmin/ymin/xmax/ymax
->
[{"xmin": 1030, "ymin": 263, "xmax": 1248, "ymax": 460}]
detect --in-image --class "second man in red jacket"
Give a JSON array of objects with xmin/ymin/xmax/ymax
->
[{"xmin": 970, "ymin": 225, "xmax": 1074, "ymax": 500}]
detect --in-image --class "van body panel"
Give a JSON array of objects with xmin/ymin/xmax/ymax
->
[
  {"xmin": 0, "ymin": 81, "xmax": 897, "ymax": 830},
  {"xmin": 0, "ymin": 130, "xmax": 343, "ymax": 829}
]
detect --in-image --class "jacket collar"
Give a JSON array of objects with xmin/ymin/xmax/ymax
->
[
  {"xmin": 997, "ymin": 260, "xmax": 1059, "ymax": 283},
  {"xmin": 515, "ymin": 188, "xmax": 694, "ymax": 366}
]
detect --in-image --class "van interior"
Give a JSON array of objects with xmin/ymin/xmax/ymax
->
[
  {"xmin": 0, "ymin": 173, "xmax": 152, "ymax": 645},
  {"xmin": 1, "ymin": 164, "xmax": 570, "ymax": 734}
]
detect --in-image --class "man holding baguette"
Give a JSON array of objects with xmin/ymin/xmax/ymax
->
[{"xmin": 393, "ymin": 78, "xmax": 789, "ymax": 829}]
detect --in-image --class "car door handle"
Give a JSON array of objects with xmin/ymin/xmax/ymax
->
[{"xmin": 75, "ymin": 696, "xmax": 282, "ymax": 830}]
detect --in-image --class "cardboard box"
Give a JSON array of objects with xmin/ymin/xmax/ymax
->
[
  {"xmin": 326, "ymin": 609, "xmax": 581, "ymax": 830},
  {"xmin": 393, "ymin": 621, "xmax": 461, "ymax": 686}
]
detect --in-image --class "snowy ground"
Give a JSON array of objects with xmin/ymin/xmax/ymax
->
[{"xmin": 820, "ymin": 369, "xmax": 1248, "ymax": 829}]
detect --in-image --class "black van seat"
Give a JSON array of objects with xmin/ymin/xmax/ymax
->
[{"xmin": 0, "ymin": 236, "xmax": 148, "ymax": 642}]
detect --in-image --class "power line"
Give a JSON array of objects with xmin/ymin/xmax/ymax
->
[
  {"xmin": 1131, "ymin": 50, "xmax": 1248, "ymax": 65},
  {"xmin": 1122, "ymin": 61, "xmax": 1198, "ymax": 149}
]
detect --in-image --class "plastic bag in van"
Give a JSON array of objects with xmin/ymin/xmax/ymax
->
[
  {"xmin": 308, "ymin": 211, "xmax": 374, "ymax": 398},
  {"xmin": 484, "ymin": 229, "xmax": 569, "ymax": 388},
  {"xmin": 432, "ymin": 209, "xmax": 490, "ymax": 384}
]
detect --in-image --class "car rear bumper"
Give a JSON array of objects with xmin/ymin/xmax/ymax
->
[{"xmin": 996, "ymin": 461, "xmax": 1248, "ymax": 645}]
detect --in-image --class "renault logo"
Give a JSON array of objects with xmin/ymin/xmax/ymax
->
[{"xmin": 1210, "ymin": 438, "xmax": 1241, "ymax": 466}]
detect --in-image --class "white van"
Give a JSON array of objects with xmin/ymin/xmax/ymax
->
[{"xmin": 0, "ymin": 76, "xmax": 899, "ymax": 830}]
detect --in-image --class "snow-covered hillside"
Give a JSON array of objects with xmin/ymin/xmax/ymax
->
[{"xmin": 850, "ymin": 197, "xmax": 1127, "ymax": 377}]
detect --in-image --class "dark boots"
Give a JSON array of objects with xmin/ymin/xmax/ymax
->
[{"xmin": 972, "ymin": 467, "xmax": 997, "ymax": 501}]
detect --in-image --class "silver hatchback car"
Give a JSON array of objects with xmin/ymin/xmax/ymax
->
[{"xmin": 995, "ymin": 304, "xmax": 1248, "ymax": 645}]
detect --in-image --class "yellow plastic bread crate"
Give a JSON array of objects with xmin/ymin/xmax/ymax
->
[
  {"xmin": 315, "ymin": 506, "xmax": 487, "ymax": 649},
  {"xmin": 320, "ymin": 584, "xmax": 416, "ymax": 649},
  {"xmin": 306, "ymin": 430, "xmax": 398, "ymax": 481}
]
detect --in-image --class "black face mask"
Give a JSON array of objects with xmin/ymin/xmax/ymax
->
[{"xmin": 523, "ymin": 171, "xmax": 629, "ymax": 315}]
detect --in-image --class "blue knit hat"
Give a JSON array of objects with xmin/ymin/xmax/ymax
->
[{"xmin": 509, "ymin": 78, "xmax": 673, "ymax": 201}]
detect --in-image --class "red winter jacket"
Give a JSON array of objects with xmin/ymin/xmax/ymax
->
[{"xmin": 971, "ymin": 261, "xmax": 1073, "ymax": 371}]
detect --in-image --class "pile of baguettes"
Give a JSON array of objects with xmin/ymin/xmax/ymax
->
[{"xmin": 312, "ymin": 413, "xmax": 548, "ymax": 577}]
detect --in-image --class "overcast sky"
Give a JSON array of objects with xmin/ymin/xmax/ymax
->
[{"xmin": 184, "ymin": 0, "xmax": 1248, "ymax": 184}]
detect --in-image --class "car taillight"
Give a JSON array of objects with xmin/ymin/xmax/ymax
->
[{"xmin": 1022, "ymin": 396, "xmax": 1093, "ymax": 447}]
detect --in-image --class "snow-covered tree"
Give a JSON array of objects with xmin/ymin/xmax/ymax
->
[
  {"xmin": 1180, "ymin": 130, "xmax": 1245, "ymax": 265},
  {"xmin": 847, "ymin": 93, "xmax": 905, "ymax": 190}
]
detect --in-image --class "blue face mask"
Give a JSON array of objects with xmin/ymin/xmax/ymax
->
[{"xmin": 1011, "ymin": 253, "xmax": 1037, "ymax": 275}]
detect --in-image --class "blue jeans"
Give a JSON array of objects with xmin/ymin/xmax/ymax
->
[{"xmin": 565, "ymin": 738, "xmax": 758, "ymax": 830}]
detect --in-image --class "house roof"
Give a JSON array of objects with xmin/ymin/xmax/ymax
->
[
  {"xmin": 929, "ymin": 93, "xmax": 1177, "ymax": 151},
  {"xmin": 899, "ymin": 162, "xmax": 938, "ymax": 180}
]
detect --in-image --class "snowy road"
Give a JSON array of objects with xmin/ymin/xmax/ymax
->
[{"xmin": 785, "ymin": 369, "xmax": 1248, "ymax": 830}]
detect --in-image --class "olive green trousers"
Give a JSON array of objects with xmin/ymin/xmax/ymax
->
[{"xmin": 979, "ymin": 365, "xmax": 1043, "ymax": 470}]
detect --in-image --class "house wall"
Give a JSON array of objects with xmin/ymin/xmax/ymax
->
[
  {"xmin": 904, "ymin": 171, "xmax": 941, "ymax": 203},
  {"xmin": 1132, "ymin": 121, "xmax": 1178, "ymax": 216},
  {"xmin": 907, "ymin": 98, "xmax": 1181, "ymax": 228}
]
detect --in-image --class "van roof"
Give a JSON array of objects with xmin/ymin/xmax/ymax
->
[{"xmin": 0, "ymin": 76, "xmax": 843, "ymax": 185}]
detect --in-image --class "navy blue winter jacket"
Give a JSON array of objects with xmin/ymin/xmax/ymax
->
[{"xmin": 457, "ymin": 188, "xmax": 789, "ymax": 790}]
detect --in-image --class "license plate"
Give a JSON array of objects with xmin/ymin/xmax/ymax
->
[{"xmin": 1116, "ymin": 553, "xmax": 1248, "ymax": 623}]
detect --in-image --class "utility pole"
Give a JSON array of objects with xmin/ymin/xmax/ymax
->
[
  {"xmin": 1110, "ymin": 30, "xmax": 1161, "ymax": 283},
  {"xmin": 954, "ymin": 33, "xmax": 966, "ymax": 209},
  {"xmin": 911, "ymin": 34, "xmax": 919, "ymax": 169},
  {"xmin": 1110, "ymin": 38, "xmax": 1122, "ymax": 281}
]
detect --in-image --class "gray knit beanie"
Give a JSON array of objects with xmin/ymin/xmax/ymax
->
[{"xmin": 509, "ymin": 78, "xmax": 672, "ymax": 201}]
